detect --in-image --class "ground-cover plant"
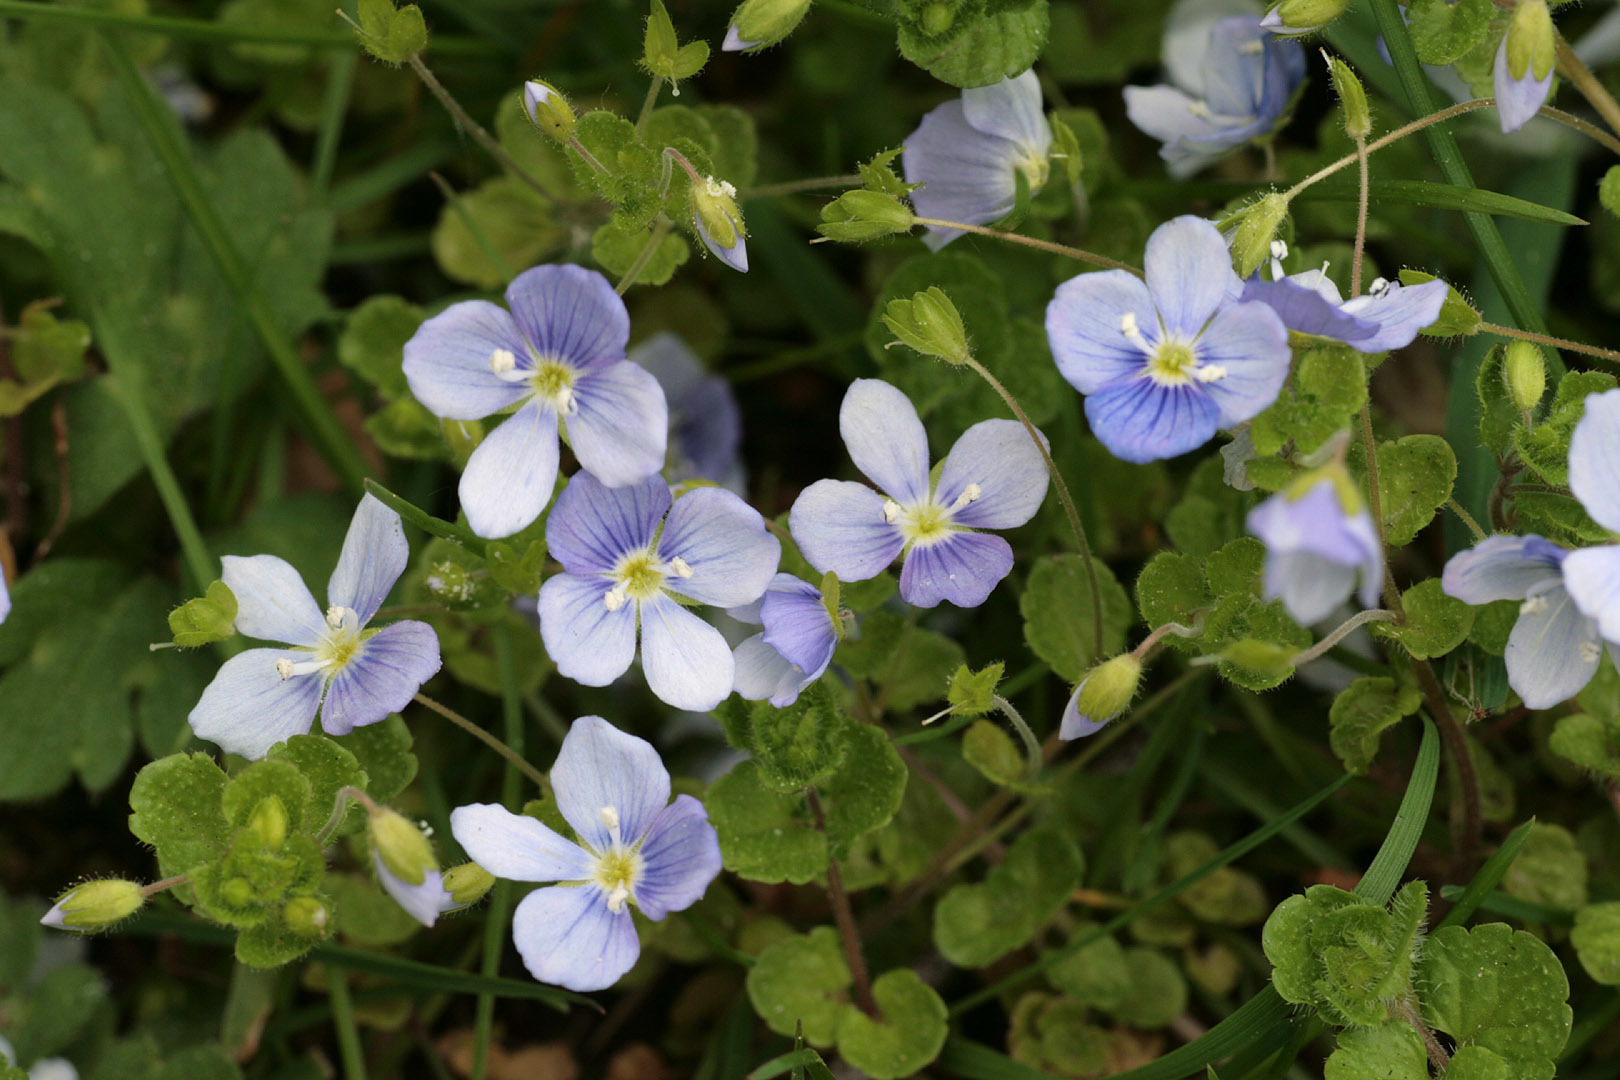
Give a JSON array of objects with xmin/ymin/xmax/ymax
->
[{"xmin": 5, "ymin": 0, "xmax": 1620, "ymax": 1078}]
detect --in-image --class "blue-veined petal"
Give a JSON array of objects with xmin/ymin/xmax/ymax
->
[
  {"xmin": 450, "ymin": 801, "xmax": 594, "ymax": 882},
  {"xmin": 633, "ymin": 794, "xmax": 722, "ymax": 920},
  {"xmin": 538, "ymin": 573, "xmax": 638, "ymax": 688},
  {"xmin": 1144, "ymin": 215, "xmax": 1243, "ymax": 337},
  {"xmin": 899, "ymin": 531, "xmax": 1015, "ymax": 609},
  {"xmin": 1084, "ymin": 378, "xmax": 1221, "ymax": 463},
  {"xmin": 1059, "ymin": 679, "xmax": 1109, "ymax": 740},
  {"xmin": 657, "ymin": 487, "xmax": 780, "ymax": 608},
  {"xmin": 320, "ymin": 620, "xmax": 441, "ymax": 737},
  {"xmin": 961, "ymin": 70, "xmax": 1051, "ymax": 152},
  {"xmin": 504, "ymin": 264, "xmax": 629, "ymax": 373},
  {"xmin": 903, "ymin": 100, "xmax": 1021, "ymax": 250},
  {"xmin": 564, "ymin": 361, "xmax": 668, "ymax": 488},
  {"xmin": 1046, "ymin": 270, "xmax": 1157, "ymax": 395},
  {"xmin": 759, "ymin": 575, "xmax": 837, "ymax": 676},
  {"xmin": 546, "ymin": 472, "xmax": 669, "ymax": 574},
  {"xmin": 328, "ymin": 494, "xmax": 409, "ymax": 626},
  {"xmin": 372, "ymin": 851, "xmax": 449, "ymax": 928},
  {"xmin": 1189, "ymin": 300, "xmax": 1291, "ymax": 428},
  {"xmin": 1568, "ymin": 388, "xmax": 1620, "ymax": 533},
  {"xmin": 1240, "ymin": 275, "xmax": 1377, "ymax": 344},
  {"xmin": 189, "ymin": 647, "xmax": 324, "ymax": 759},
  {"xmin": 1442, "ymin": 534, "xmax": 1566, "ymax": 604},
  {"xmin": 1338, "ymin": 278, "xmax": 1450, "ymax": 352},
  {"xmin": 222, "ymin": 554, "xmax": 325, "ymax": 647},
  {"xmin": 840, "ymin": 379, "xmax": 931, "ymax": 505},
  {"xmin": 1262, "ymin": 549, "xmax": 1359, "ymax": 626},
  {"xmin": 511, "ymin": 883, "xmax": 639, "ymax": 992},
  {"xmin": 1507, "ymin": 581, "xmax": 1602, "ymax": 708},
  {"xmin": 638, "ymin": 592, "xmax": 735, "ymax": 712},
  {"xmin": 1493, "ymin": 34, "xmax": 1554, "ymax": 133},
  {"xmin": 733, "ymin": 634, "xmax": 816, "ymax": 706},
  {"xmin": 789, "ymin": 480, "xmax": 906, "ymax": 581},
  {"xmin": 1562, "ymin": 543, "xmax": 1620, "ymax": 643},
  {"xmin": 459, "ymin": 399, "xmax": 560, "ymax": 540},
  {"xmin": 402, "ymin": 300, "xmax": 532, "ymax": 420},
  {"xmin": 935, "ymin": 418, "xmax": 1049, "ymax": 530},
  {"xmin": 550, "ymin": 715, "xmax": 672, "ymax": 852}
]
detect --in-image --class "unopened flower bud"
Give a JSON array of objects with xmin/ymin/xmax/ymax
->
[
  {"xmin": 42, "ymin": 879, "xmax": 145, "ymax": 931},
  {"xmin": 723, "ymin": 0, "xmax": 811, "ymax": 52},
  {"xmin": 1506, "ymin": 0, "xmax": 1555, "ymax": 84},
  {"xmin": 1325, "ymin": 54, "xmax": 1371, "ymax": 140},
  {"xmin": 817, "ymin": 189, "xmax": 915, "ymax": 243},
  {"xmin": 283, "ymin": 896, "xmax": 331, "ymax": 937},
  {"xmin": 1219, "ymin": 638, "xmax": 1297, "ymax": 678},
  {"xmin": 1060, "ymin": 654, "xmax": 1143, "ymax": 740},
  {"xmin": 1504, "ymin": 340, "xmax": 1546, "ymax": 413},
  {"xmin": 920, "ymin": 2, "xmax": 954, "ymax": 34},
  {"xmin": 690, "ymin": 176, "xmax": 749, "ymax": 272},
  {"xmin": 882, "ymin": 287, "xmax": 971, "ymax": 366},
  {"xmin": 246, "ymin": 795, "xmax": 288, "ymax": 851},
  {"xmin": 1259, "ymin": 0, "xmax": 1349, "ymax": 36},
  {"xmin": 443, "ymin": 863, "xmax": 496, "ymax": 906},
  {"xmin": 1226, "ymin": 193, "xmax": 1291, "ymax": 277},
  {"xmin": 523, "ymin": 79, "xmax": 576, "ymax": 140},
  {"xmin": 370, "ymin": 806, "xmax": 438, "ymax": 887}
]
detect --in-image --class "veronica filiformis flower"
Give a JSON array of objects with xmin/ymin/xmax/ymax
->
[
  {"xmin": 1124, "ymin": 8, "xmax": 1306, "ymax": 177},
  {"xmin": 1555, "ymin": 388, "xmax": 1620, "ymax": 668},
  {"xmin": 730, "ymin": 574, "xmax": 840, "ymax": 706},
  {"xmin": 1241, "ymin": 241, "xmax": 1450, "ymax": 353},
  {"xmin": 1494, "ymin": 0, "xmax": 1556, "ymax": 133},
  {"xmin": 788, "ymin": 379, "xmax": 1049, "ymax": 608},
  {"xmin": 538, "ymin": 471, "xmax": 780, "ymax": 710},
  {"xmin": 1045, "ymin": 215, "xmax": 1292, "ymax": 463},
  {"xmin": 690, "ymin": 177, "xmax": 749, "ymax": 272},
  {"xmin": 901, "ymin": 69, "xmax": 1054, "ymax": 250},
  {"xmin": 0, "ymin": 569, "xmax": 9, "ymax": 625},
  {"xmin": 630, "ymin": 332, "xmax": 746, "ymax": 493},
  {"xmin": 402, "ymin": 265, "xmax": 668, "ymax": 538},
  {"xmin": 188, "ymin": 495, "xmax": 441, "ymax": 760},
  {"xmin": 450, "ymin": 716, "xmax": 722, "ymax": 992},
  {"xmin": 0, "ymin": 1035, "xmax": 77, "ymax": 1080},
  {"xmin": 1247, "ymin": 467, "xmax": 1383, "ymax": 625}
]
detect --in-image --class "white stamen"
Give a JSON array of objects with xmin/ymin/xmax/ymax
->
[
  {"xmin": 1520, "ymin": 595, "xmax": 1549, "ymax": 616},
  {"xmin": 1269, "ymin": 239, "xmax": 1289, "ymax": 261},
  {"xmin": 1238, "ymin": 38, "xmax": 1265, "ymax": 54},
  {"xmin": 604, "ymin": 581, "xmax": 630, "ymax": 612},
  {"xmin": 490, "ymin": 348, "xmax": 517, "ymax": 374},
  {"xmin": 1188, "ymin": 100, "xmax": 1214, "ymax": 119},
  {"xmin": 1119, "ymin": 311, "xmax": 1151, "ymax": 351},
  {"xmin": 1368, "ymin": 277, "xmax": 1391, "ymax": 298},
  {"xmin": 950, "ymin": 483, "xmax": 982, "ymax": 511},
  {"xmin": 704, "ymin": 176, "xmax": 737, "ymax": 198},
  {"xmin": 325, "ymin": 605, "xmax": 352, "ymax": 631},
  {"xmin": 1581, "ymin": 640, "xmax": 1603, "ymax": 664},
  {"xmin": 600, "ymin": 805, "xmax": 624, "ymax": 849},
  {"xmin": 606, "ymin": 884, "xmax": 630, "ymax": 913},
  {"xmin": 556, "ymin": 384, "xmax": 577, "ymax": 415},
  {"xmin": 276, "ymin": 658, "xmax": 295, "ymax": 680},
  {"xmin": 276, "ymin": 656, "xmax": 329, "ymax": 680},
  {"xmin": 883, "ymin": 499, "xmax": 902, "ymax": 524},
  {"xmin": 667, "ymin": 556, "xmax": 694, "ymax": 578},
  {"xmin": 1196, "ymin": 364, "xmax": 1229, "ymax": 383}
]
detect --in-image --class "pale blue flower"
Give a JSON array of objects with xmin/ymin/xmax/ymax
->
[
  {"xmin": 450, "ymin": 716, "xmax": 722, "ymax": 992},
  {"xmin": 1124, "ymin": 14, "xmax": 1306, "ymax": 177},
  {"xmin": 1241, "ymin": 250, "xmax": 1450, "ymax": 354},
  {"xmin": 188, "ymin": 495, "xmax": 442, "ymax": 760},
  {"xmin": 1559, "ymin": 389, "xmax": 1620, "ymax": 652},
  {"xmin": 372, "ymin": 851, "xmax": 452, "ymax": 928},
  {"xmin": 402, "ymin": 264, "xmax": 668, "ymax": 539},
  {"xmin": 1494, "ymin": 32, "xmax": 1554, "ymax": 133},
  {"xmin": 1247, "ymin": 471, "xmax": 1383, "ymax": 625},
  {"xmin": 0, "ymin": 1034, "xmax": 76, "ymax": 1080},
  {"xmin": 1442, "ymin": 535, "xmax": 1602, "ymax": 709},
  {"xmin": 1045, "ymin": 215, "xmax": 1291, "ymax": 463},
  {"xmin": 730, "ymin": 574, "xmax": 839, "ymax": 706},
  {"xmin": 630, "ymin": 332, "xmax": 746, "ymax": 494},
  {"xmin": 538, "ymin": 471, "xmax": 780, "ymax": 711},
  {"xmin": 789, "ymin": 379, "xmax": 1049, "ymax": 609},
  {"xmin": 0, "ymin": 570, "xmax": 9, "ymax": 625},
  {"xmin": 902, "ymin": 70, "xmax": 1054, "ymax": 250}
]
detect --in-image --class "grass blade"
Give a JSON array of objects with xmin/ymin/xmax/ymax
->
[
  {"xmin": 1435, "ymin": 817, "xmax": 1536, "ymax": 930},
  {"xmin": 1352, "ymin": 718, "xmax": 1438, "ymax": 905}
]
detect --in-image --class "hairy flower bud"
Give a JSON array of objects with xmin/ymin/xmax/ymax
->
[
  {"xmin": 1260, "ymin": 0, "xmax": 1349, "ymax": 35},
  {"xmin": 723, "ymin": 0, "xmax": 812, "ymax": 52},
  {"xmin": 1226, "ymin": 193, "xmax": 1291, "ymax": 277},
  {"xmin": 690, "ymin": 176, "xmax": 749, "ymax": 272},
  {"xmin": 42, "ymin": 879, "xmax": 145, "ymax": 931},
  {"xmin": 1325, "ymin": 55, "xmax": 1371, "ymax": 140},
  {"xmin": 246, "ymin": 795, "xmax": 289, "ymax": 851},
  {"xmin": 1505, "ymin": 340, "xmax": 1547, "ymax": 414},
  {"xmin": 523, "ymin": 79, "xmax": 576, "ymax": 140},
  {"xmin": 283, "ymin": 896, "xmax": 331, "ymax": 937},
  {"xmin": 370, "ymin": 807, "xmax": 438, "ymax": 887},
  {"xmin": 1060, "ymin": 654, "xmax": 1143, "ymax": 740},
  {"xmin": 882, "ymin": 287, "xmax": 971, "ymax": 366},
  {"xmin": 443, "ymin": 863, "xmax": 496, "ymax": 906},
  {"xmin": 817, "ymin": 189, "xmax": 915, "ymax": 242},
  {"xmin": 1506, "ymin": 0, "xmax": 1555, "ymax": 83}
]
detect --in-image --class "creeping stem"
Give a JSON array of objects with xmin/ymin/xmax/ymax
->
[
  {"xmin": 808, "ymin": 790, "xmax": 877, "ymax": 1016},
  {"xmin": 908, "ymin": 217, "xmax": 1143, "ymax": 275},
  {"xmin": 1478, "ymin": 322, "xmax": 1620, "ymax": 367},
  {"xmin": 991, "ymin": 694, "xmax": 1044, "ymax": 781},
  {"xmin": 413, "ymin": 692, "xmax": 550, "ymax": 793},
  {"xmin": 1555, "ymin": 33, "xmax": 1620, "ymax": 142}
]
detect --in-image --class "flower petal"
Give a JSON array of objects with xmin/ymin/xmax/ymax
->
[
  {"xmin": 633, "ymin": 334, "xmax": 745, "ymax": 486},
  {"xmin": 550, "ymin": 714, "xmax": 672, "ymax": 851},
  {"xmin": 538, "ymin": 573, "xmax": 638, "ymax": 688},
  {"xmin": 459, "ymin": 399, "xmax": 560, "ymax": 540},
  {"xmin": 733, "ymin": 634, "xmax": 815, "ymax": 706},
  {"xmin": 840, "ymin": 379, "xmax": 931, "ymax": 504},
  {"xmin": 788, "ymin": 480, "xmax": 906, "ymax": 581},
  {"xmin": 1059, "ymin": 680, "xmax": 1109, "ymax": 740},
  {"xmin": 1441, "ymin": 534, "xmax": 1566, "ymax": 604},
  {"xmin": 449, "ymin": 802, "xmax": 594, "ymax": 882},
  {"xmin": 1567, "ymin": 387, "xmax": 1620, "ymax": 533},
  {"xmin": 1162, "ymin": 0, "xmax": 1263, "ymax": 96},
  {"xmin": 1338, "ymin": 279, "xmax": 1450, "ymax": 352},
  {"xmin": 504, "ymin": 264, "xmax": 629, "ymax": 373},
  {"xmin": 1189, "ymin": 300, "xmax": 1292, "ymax": 428},
  {"xmin": 899, "ymin": 531, "xmax": 1015, "ymax": 609},
  {"xmin": 1144, "ymin": 215, "xmax": 1243, "ymax": 337},
  {"xmin": 1123, "ymin": 84, "xmax": 1230, "ymax": 148},
  {"xmin": 511, "ymin": 884, "xmax": 639, "ymax": 992},
  {"xmin": 320, "ymin": 621, "xmax": 442, "ymax": 736},
  {"xmin": 760, "ymin": 575, "xmax": 838, "ymax": 676},
  {"xmin": 657, "ymin": 487, "xmax": 781, "ymax": 608},
  {"xmin": 566, "ymin": 361, "xmax": 669, "ymax": 486},
  {"xmin": 1493, "ymin": 35, "xmax": 1554, "ymax": 134},
  {"xmin": 633, "ymin": 794, "xmax": 723, "ymax": 920},
  {"xmin": 903, "ymin": 100, "xmax": 1021, "ymax": 249},
  {"xmin": 222, "ymin": 554, "xmax": 325, "ymax": 647},
  {"xmin": 402, "ymin": 300, "xmax": 531, "ymax": 421},
  {"xmin": 189, "ymin": 648, "xmax": 324, "ymax": 759},
  {"xmin": 639, "ymin": 593, "xmax": 735, "ymax": 711},
  {"xmin": 1247, "ymin": 481, "xmax": 1379, "ymax": 567},
  {"xmin": 935, "ymin": 418, "xmax": 1049, "ymax": 530},
  {"xmin": 328, "ymin": 494, "xmax": 408, "ymax": 626},
  {"xmin": 1507, "ymin": 581, "xmax": 1602, "ymax": 709},
  {"xmin": 373, "ymin": 851, "xmax": 449, "ymax": 928},
  {"xmin": 696, "ymin": 209, "xmax": 750, "ymax": 272},
  {"xmin": 961, "ymin": 70, "xmax": 1051, "ymax": 153},
  {"xmin": 1046, "ymin": 270, "xmax": 1157, "ymax": 395},
  {"xmin": 1562, "ymin": 544, "xmax": 1620, "ymax": 643},
  {"xmin": 1240, "ymin": 275, "xmax": 1377, "ymax": 344},
  {"xmin": 547, "ymin": 472, "xmax": 669, "ymax": 574},
  {"xmin": 1262, "ymin": 549, "xmax": 1359, "ymax": 626},
  {"xmin": 1084, "ymin": 378, "xmax": 1221, "ymax": 463}
]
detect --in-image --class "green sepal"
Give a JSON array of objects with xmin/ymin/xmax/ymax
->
[
  {"xmin": 1513, "ymin": 370, "xmax": 1618, "ymax": 487},
  {"xmin": 1399, "ymin": 269, "xmax": 1481, "ymax": 337},
  {"xmin": 354, "ymin": 0, "xmax": 427, "ymax": 63},
  {"xmin": 946, "ymin": 662, "xmax": 1003, "ymax": 718},
  {"xmin": 169, "ymin": 581, "xmax": 239, "ymax": 647},
  {"xmin": 642, "ymin": 0, "xmax": 709, "ymax": 84}
]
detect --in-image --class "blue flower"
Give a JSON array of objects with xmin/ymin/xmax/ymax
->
[
  {"xmin": 1124, "ymin": 14, "xmax": 1305, "ymax": 177},
  {"xmin": 902, "ymin": 70, "xmax": 1054, "ymax": 250},
  {"xmin": 189, "ymin": 495, "xmax": 442, "ymax": 760},
  {"xmin": 538, "ymin": 471, "xmax": 780, "ymax": 710},
  {"xmin": 402, "ymin": 264, "xmax": 668, "ymax": 539},
  {"xmin": 789, "ymin": 379, "xmax": 1049, "ymax": 608},
  {"xmin": 1241, "ymin": 247, "xmax": 1450, "ymax": 353},
  {"xmin": 1494, "ymin": 0, "xmax": 1555, "ymax": 133},
  {"xmin": 450, "ymin": 715, "xmax": 722, "ymax": 992},
  {"xmin": 373, "ymin": 850, "xmax": 452, "ymax": 928},
  {"xmin": 1045, "ymin": 215, "xmax": 1292, "ymax": 464},
  {"xmin": 630, "ymin": 332, "xmax": 746, "ymax": 493},
  {"xmin": 690, "ymin": 177, "xmax": 749, "ymax": 273},
  {"xmin": 0, "ymin": 569, "xmax": 8, "ymax": 625},
  {"xmin": 1559, "ymin": 389, "xmax": 1620, "ymax": 652},
  {"xmin": 1442, "ymin": 535, "xmax": 1602, "ymax": 709},
  {"xmin": 730, "ymin": 574, "xmax": 839, "ymax": 706},
  {"xmin": 1247, "ymin": 469, "xmax": 1383, "ymax": 625}
]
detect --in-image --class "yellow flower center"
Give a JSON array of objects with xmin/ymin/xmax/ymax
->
[{"xmin": 1147, "ymin": 341, "xmax": 1198, "ymax": 384}]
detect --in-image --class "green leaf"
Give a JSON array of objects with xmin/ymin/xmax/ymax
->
[
  {"xmin": 947, "ymin": 661, "xmax": 1003, "ymax": 718},
  {"xmin": 1405, "ymin": 0, "xmax": 1493, "ymax": 64},
  {"xmin": 7, "ymin": 964, "xmax": 106, "ymax": 1064},
  {"xmin": 1601, "ymin": 165, "xmax": 1620, "ymax": 219},
  {"xmin": 430, "ymin": 177, "xmax": 558, "ymax": 289},
  {"xmin": 1329, "ymin": 676, "xmax": 1422, "ymax": 775},
  {"xmin": 267, "ymin": 735, "xmax": 367, "ymax": 837},
  {"xmin": 1136, "ymin": 552, "xmax": 1211, "ymax": 637},
  {"xmin": 129, "ymin": 752, "xmax": 231, "ymax": 878},
  {"xmin": 819, "ymin": 720, "xmax": 908, "ymax": 860},
  {"xmin": 169, "ymin": 580, "xmax": 238, "ymax": 647},
  {"xmin": 1045, "ymin": 921, "xmax": 1130, "ymax": 1010},
  {"xmin": 1549, "ymin": 712, "xmax": 1620, "ymax": 778},
  {"xmin": 235, "ymin": 912, "xmax": 318, "ymax": 968},
  {"xmin": 12, "ymin": 302, "xmax": 90, "ymax": 383},
  {"xmin": 1376, "ymin": 578, "xmax": 1474, "ymax": 660},
  {"xmin": 329, "ymin": 873, "xmax": 423, "ymax": 946},
  {"xmin": 961, "ymin": 720, "xmax": 1025, "ymax": 787},
  {"xmin": 1418, "ymin": 923, "xmax": 1572, "ymax": 1080},
  {"xmin": 746, "ymin": 927, "xmax": 852, "ymax": 1045},
  {"xmin": 1437, "ymin": 818, "xmax": 1536, "ymax": 930},
  {"xmin": 896, "ymin": 3, "xmax": 1050, "ymax": 89},
  {"xmin": 1374, "ymin": 434, "xmax": 1457, "ymax": 546},
  {"xmin": 1106, "ymin": 949, "xmax": 1188, "ymax": 1029},
  {"xmin": 835, "ymin": 968, "xmax": 949, "ymax": 1079},
  {"xmin": 1250, "ymin": 342, "xmax": 1366, "ymax": 457},
  {"xmin": 742, "ymin": 683, "xmax": 852, "ymax": 794},
  {"xmin": 707, "ymin": 762, "xmax": 826, "ymax": 884},
  {"xmin": 1502, "ymin": 822, "xmax": 1587, "ymax": 911},
  {"xmin": 591, "ymin": 218, "xmax": 690, "ymax": 288},
  {"xmin": 333, "ymin": 714, "xmax": 417, "ymax": 805},
  {"xmin": 1324, "ymin": 1022, "xmax": 1427, "ymax": 1080},
  {"xmin": 1571, "ymin": 902, "xmax": 1620, "ymax": 985},
  {"xmin": 934, "ymin": 824, "xmax": 1084, "ymax": 968},
  {"xmin": 1020, "ymin": 555, "xmax": 1133, "ymax": 682},
  {"xmin": 1474, "ymin": 344, "xmax": 1518, "ymax": 455},
  {"xmin": 1513, "ymin": 370, "xmax": 1617, "ymax": 487},
  {"xmin": 354, "ymin": 0, "xmax": 426, "ymax": 62},
  {"xmin": 338, "ymin": 295, "xmax": 422, "ymax": 400}
]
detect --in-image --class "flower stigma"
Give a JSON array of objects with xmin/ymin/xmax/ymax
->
[
  {"xmin": 603, "ymin": 549, "xmax": 671, "ymax": 611},
  {"xmin": 592, "ymin": 804, "xmax": 641, "ymax": 914}
]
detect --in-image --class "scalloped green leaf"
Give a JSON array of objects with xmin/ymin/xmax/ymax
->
[
  {"xmin": 835, "ymin": 968, "xmax": 948, "ymax": 1079},
  {"xmin": 745, "ymin": 926, "xmax": 852, "ymax": 1045},
  {"xmin": 1418, "ymin": 924, "xmax": 1572, "ymax": 1080},
  {"xmin": 934, "ymin": 823, "xmax": 1084, "ymax": 968},
  {"xmin": 1020, "ymin": 554, "xmax": 1133, "ymax": 682}
]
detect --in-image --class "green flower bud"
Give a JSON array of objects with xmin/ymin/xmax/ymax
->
[
  {"xmin": 1072, "ymin": 654, "xmax": 1143, "ymax": 723},
  {"xmin": 1504, "ymin": 340, "xmax": 1547, "ymax": 414},
  {"xmin": 1326, "ymin": 55, "xmax": 1371, "ymax": 140},
  {"xmin": 523, "ymin": 79, "xmax": 576, "ymax": 141},
  {"xmin": 725, "ymin": 0, "xmax": 812, "ymax": 51},
  {"xmin": 246, "ymin": 795, "xmax": 288, "ymax": 851},
  {"xmin": 42, "ymin": 879, "xmax": 145, "ymax": 932},
  {"xmin": 882, "ymin": 287, "xmax": 971, "ymax": 366},
  {"xmin": 1506, "ymin": 0, "xmax": 1555, "ymax": 82},
  {"xmin": 817, "ymin": 189, "xmax": 915, "ymax": 243},
  {"xmin": 1219, "ymin": 638, "xmax": 1297, "ymax": 678},
  {"xmin": 370, "ymin": 807, "xmax": 438, "ymax": 887},
  {"xmin": 283, "ymin": 896, "xmax": 331, "ymax": 938},
  {"xmin": 442, "ymin": 863, "xmax": 496, "ymax": 906},
  {"xmin": 425, "ymin": 559, "xmax": 478, "ymax": 607},
  {"xmin": 1225, "ymin": 193, "xmax": 1291, "ymax": 277},
  {"xmin": 220, "ymin": 877, "xmax": 257, "ymax": 908},
  {"xmin": 691, "ymin": 176, "xmax": 747, "ymax": 255},
  {"xmin": 168, "ymin": 580, "xmax": 238, "ymax": 648},
  {"xmin": 1262, "ymin": 0, "xmax": 1349, "ymax": 35},
  {"xmin": 920, "ymin": 1, "xmax": 954, "ymax": 35}
]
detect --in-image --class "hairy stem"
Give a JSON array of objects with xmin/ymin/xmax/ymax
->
[
  {"xmin": 140, "ymin": 875, "xmax": 191, "ymax": 897},
  {"xmin": 1414, "ymin": 658, "xmax": 1482, "ymax": 862},
  {"xmin": 615, "ymin": 218, "xmax": 674, "ymax": 294},
  {"xmin": 413, "ymin": 693, "xmax": 549, "ymax": 792},
  {"xmin": 405, "ymin": 54, "xmax": 562, "ymax": 204},
  {"xmin": 635, "ymin": 75, "xmax": 663, "ymax": 136},
  {"xmin": 1446, "ymin": 496, "xmax": 1488, "ymax": 543},
  {"xmin": 742, "ymin": 173, "xmax": 863, "ymax": 200},
  {"xmin": 1555, "ymin": 33, "xmax": 1620, "ymax": 141},
  {"xmin": 808, "ymin": 790, "xmax": 877, "ymax": 1016},
  {"xmin": 1478, "ymin": 321, "xmax": 1620, "ymax": 366},
  {"xmin": 1284, "ymin": 100, "xmax": 1497, "ymax": 199},
  {"xmin": 910, "ymin": 217, "xmax": 1142, "ymax": 274},
  {"xmin": 1290, "ymin": 609, "xmax": 1397, "ymax": 667},
  {"xmin": 992, "ymin": 695, "xmax": 1044, "ymax": 780},
  {"xmin": 1393, "ymin": 997, "xmax": 1451, "ymax": 1072},
  {"xmin": 1350, "ymin": 136, "xmax": 1370, "ymax": 298}
]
